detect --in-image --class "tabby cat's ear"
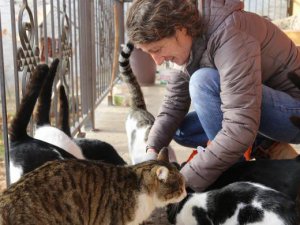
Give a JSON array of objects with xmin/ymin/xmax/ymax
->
[
  {"xmin": 157, "ymin": 147, "xmax": 169, "ymax": 162},
  {"xmin": 156, "ymin": 166, "xmax": 169, "ymax": 182}
]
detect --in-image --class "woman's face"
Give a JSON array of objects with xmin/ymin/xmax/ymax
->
[{"xmin": 136, "ymin": 28, "xmax": 192, "ymax": 66}]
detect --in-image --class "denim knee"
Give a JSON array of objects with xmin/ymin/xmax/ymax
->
[{"xmin": 189, "ymin": 68, "xmax": 220, "ymax": 101}]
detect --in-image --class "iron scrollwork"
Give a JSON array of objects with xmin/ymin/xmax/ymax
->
[{"xmin": 16, "ymin": 0, "xmax": 40, "ymax": 95}]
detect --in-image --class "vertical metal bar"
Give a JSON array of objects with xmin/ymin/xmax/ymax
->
[
  {"xmin": 104, "ymin": 1, "xmax": 108, "ymax": 88},
  {"xmin": 48, "ymin": 0, "xmax": 57, "ymax": 126},
  {"xmin": 79, "ymin": 0, "xmax": 86, "ymax": 117},
  {"xmin": 50, "ymin": 0, "xmax": 56, "ymax": 59},
  {"xmin": 79, "ymin": 0, "xmax": 95, "ymax": 129},
  {"xmin": 0, "ymin": 12, "xmax": 11, "ymax": 187},
  {"xmin": 33, "ymin": 0, "xmax": 39, "ymax": 54},
  {"xmin": 57, "ymin": 0, "xmax": 62, "ymax": 59},
  {"xmin": 9, "ymin": 0, "xmax": 20, "ymax": 108},
  {"xmin": 287, "ymin": 0, "xmax": 293, "ymax": 17},
  {"xmin": 91, "ymin": 0, "xmax": 96, "ymax": 129},
  {"xmin": 95, "ymin": 0, "xmax": 99, "ymax": 99},
  {"xmin": 43, "ymin": 0, "xmax": 49, "ymax": 63},
  {"xmin": 68, "ymin": 0, "xmax": 76, "ymax": 128},
  {"xmin": 108, "ymin": 1, "xmax": 119, "ymax": 105},
  {"xmin": 99, "ymin": 0, "xmax": 103, "ymax": 95},
  {"xmin": 73, "ymin": 0, "xmax": 80, "ymax": 122}
]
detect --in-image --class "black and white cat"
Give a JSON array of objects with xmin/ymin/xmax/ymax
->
[
  {"xmin": 33, "ymin": 60, "xmax": 84, "ymax": 159},
  {"xmin": 172, "ymin": 182, "xmax": 298, "ymax": 225},
  {"xmin": 9, "ymin": 60, "xmax": 76, "ymax": 183},
  {"xmin": 33, "ymin": 67, "xmax": 126, "ymax": 165},
  {"xmin": 119, "ymin": 42, "xmax": 177, "ymax": 164},
  {"xmin": 9, "ymin": 59, "xmax": 126, "ymax": 184}
]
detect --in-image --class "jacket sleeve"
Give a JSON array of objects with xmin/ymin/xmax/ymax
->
[
  {"xmin": 181, "ymin": 26, "xmax": 262, "ymax": 191},
  {"xmin": 147, "ymin": 69, "xmax": 191, "ymax": 151}
]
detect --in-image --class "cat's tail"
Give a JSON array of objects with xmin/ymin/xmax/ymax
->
[
  {"xmin": 119, "ymin": 42, "xmax": 147, "ymax": 110},
  {"xmin": 57, "ymin": 84, "xmax": 72, "ymax": 137},
  {"xmin": 34, "ymin": 58, "xmax": 60, "ymax": 126},
  {"xmin": 9, "ymin": 64, "xmax": 50, "ymax": 142}
]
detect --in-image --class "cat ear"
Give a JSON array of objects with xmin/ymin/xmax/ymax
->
[
  {"xmin": 156, "ymin": 166, "xmax": 169, "ymax": 182},
  {"xmin": 157, "ymin": 147, "xmax": 169, "ymax": 162}
]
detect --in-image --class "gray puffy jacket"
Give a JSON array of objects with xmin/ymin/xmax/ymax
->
[{"xmin": 147, "ymin": 0, "xmax": 300, "ymax": 191}]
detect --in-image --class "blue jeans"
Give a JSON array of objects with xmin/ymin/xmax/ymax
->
[{"xmin": 173, "ymin": 68, "xmax": 300, "ymax": 148}]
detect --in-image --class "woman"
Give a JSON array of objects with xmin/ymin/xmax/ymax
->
[{"xmin": 126, "ymin": 0, "xmax": 300, "ymax": 191}]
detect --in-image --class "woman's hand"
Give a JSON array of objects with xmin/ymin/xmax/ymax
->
[{"xmin": 143, "ymin": 147, "xmax": 158, "ymax": 161}]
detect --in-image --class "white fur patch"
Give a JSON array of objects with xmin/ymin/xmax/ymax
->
[
  {"xmin": 176, "ymin": 192, "xmax": 286, "ymax": 225},
  {"xmin": 125, "ymin": 116, "xmax": 178, "ymax": 164},
  {"xmin": 129, "ymin": 188, "xmax": 187, "ymax": 224},
  {"xmin": 176, "ymin": 193, "xmax": 208, "ymax": 225},
  {"xmin": 9, "ymin": 161, "xmax": 23, "ymax": 184},
  {"xmin": 128, "ymin": 193, "xmax": 155, "ymax": 225},
  {"xmin": 125, "ymin": 116, "xmax": 149, "ymax": 164},
  {"xmin": 34, "ymin": 126, "xmax": 84, "ymax": 159}
]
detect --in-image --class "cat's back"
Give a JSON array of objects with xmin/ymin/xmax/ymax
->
[
  {"xmin": 127, "ymin": 108, "xmax": 155, "ymax": 125},
  {"xmin": 0, "ymin": 160, "xmax": 139, "ymax": 225},
  {"xmin": 175, "ymin": 182, "xmax": 298, "ymax": 225},
  {"xmin": 34, "ymin": 125, "xmax": 84, "ymax": 159},
  {"xmin": 74, "ymin": 138, "xmax": 127, "ymax": 165}
]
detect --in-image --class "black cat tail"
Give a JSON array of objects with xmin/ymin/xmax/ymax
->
[
  {"xmin": 34, "ymin": 58, "xmax": 60, "ymax": 126},
  {"xmin": 58, "ymin": 84, "xmax": 71, "ymax": 137},
  {"xmin": 119, "ymin": 42, "xmax": 147, "ymax": 110},
  {"xmin": 9, "ymin": 64, "xmax": 50, "ymax": 142}
]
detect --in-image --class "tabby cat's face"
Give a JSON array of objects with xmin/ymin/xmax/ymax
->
[
  {"xmin": 153, "ymin": 163, "xmax": 187, "ymax": 205},
  {"xmin": 136, "ymin": 160, "xmax": 187, "ymax": 207}
]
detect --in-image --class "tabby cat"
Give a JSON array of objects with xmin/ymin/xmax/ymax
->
[
  {"xmin": 0, "ymin": 148, "xmax": 187, "ymax": 225},
  {"xmin": 119, "ymin": 42, "xmax": 177, "ymax": 164},
  {"xmin": 171, "ymin": 182, "xmax": 298, "ymax": 225},
  {"xmin": 8, "ymin": 59, "xmax": 76, "ymax": 184}
]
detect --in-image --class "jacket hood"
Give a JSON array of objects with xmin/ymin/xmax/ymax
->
[{"xmin": 200, "ymin": 0, "xmax": 244, "ymax": 36}]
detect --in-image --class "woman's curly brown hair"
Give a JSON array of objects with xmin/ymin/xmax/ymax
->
[{"xmin": 126, "ymin": 0, "xmax": 202, "ymax": 44}]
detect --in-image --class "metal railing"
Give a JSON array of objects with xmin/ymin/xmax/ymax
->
[
  {"xmin": 0, "ymin": 0, "xmax": 124, "ymax": 185},
  {"xmin": 243, "ymin": 0, "xmax": 293, "ymax": 20}
]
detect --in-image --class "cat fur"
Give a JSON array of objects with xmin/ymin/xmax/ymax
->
[
  {"xmin": 119, "ymin": 42, "xmax": 177, "ymax": 164},
  {"xmin": 33, "ymin": 75, "xmax": 126, "ymax": 165},
  {"xmin": 8, "ymin": 59, "xmax": 76, "ymax": 184},
  {"xmin": 0, "ymin": 148, "xmax": 186, "ymax": 225},
  {"xmin": 174, "ymin": 182, "xmax": 298, "ymax": 225}
]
